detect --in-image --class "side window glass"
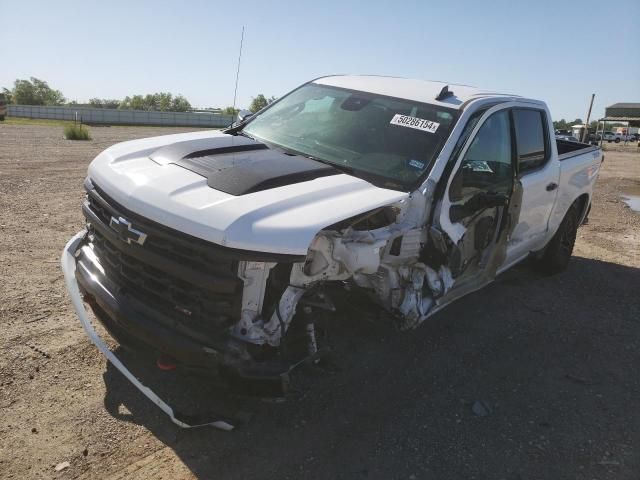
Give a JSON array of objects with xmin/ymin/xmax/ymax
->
[
  {"xmin": 448, "ymin": 109, "xmax": 487, "ymax": 163},
  {"xmin": 449, "ymin": 110, "xmax": 513, "ymax": 202},
  {"xmin": 513, "ymin": 109, "xmax": 547, "ymax": 173}
]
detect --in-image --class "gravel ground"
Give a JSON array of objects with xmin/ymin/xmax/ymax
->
[{"xmin": 0, "ymin": 123, "xmax": 639, "ymax": 479}]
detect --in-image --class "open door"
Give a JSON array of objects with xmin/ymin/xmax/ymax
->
[{"xmin": 429, "ymin": 107, "xmax": 522, "ymax": 302}]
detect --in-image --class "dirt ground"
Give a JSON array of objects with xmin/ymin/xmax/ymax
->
[{"xmin": 0, "ymin": 123, "xmax": 639, "ymax": 480}]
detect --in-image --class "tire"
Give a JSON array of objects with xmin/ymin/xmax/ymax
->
[
  {"xmin": 615, "ymin": 138, "xmax": 621, "ymax": 143},
  {"xmin": 536, "ymin": 204, "xmax": 579, "ymax": 274}
]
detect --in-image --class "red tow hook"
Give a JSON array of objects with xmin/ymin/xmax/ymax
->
[{"xmin": 156, "ymin": 354, "xmax": 178, "ymax": 371}]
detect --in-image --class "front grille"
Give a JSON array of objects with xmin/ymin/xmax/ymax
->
[
  {"xmin": 82, "ymin": 184, "xmax": 244, "ymax": 339},
  {"xmin": 86, "ymin": 187, "xmax": 239, "ymax": 273}
]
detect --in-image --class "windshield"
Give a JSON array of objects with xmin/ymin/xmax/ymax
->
[{"xmin": 242, "ymin": 83, "xmax": 457, "ymax": 190}]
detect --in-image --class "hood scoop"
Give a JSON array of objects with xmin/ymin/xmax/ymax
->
[
  {"xmin": 149, "ymin": 135, "xmax": 264, "ymax": 165},
  {"xmin": 150, "ymin": 134, "xmax": 339, "ymax": 196}
]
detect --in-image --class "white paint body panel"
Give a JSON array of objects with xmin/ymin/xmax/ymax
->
[
  {"xmin": 547, "ymin": 149, "xmax": 602, "ymax": 232},
  {"xmin": 432, "ymin": 98, "xmax": 601, "ymax": 265},
  {"xmin": 506, "ymin": 108, "xmax": 602, "ymax": 262},
  {"xmin": 87, "ymin": 75, "xmax": 601, "ymax": 268},
  {"xmin": 505, "ymin": 105, "xmax": 561, "ymax": 262},
  {"xmin": 315, "ymin": 75, "xmax": 516, "ymax": 109},
  {"xmin": 89, "ymin": 130, "xmax": 408, "ymax": 255},
  {"xmin": 66, "ymin": 75, "xmax": 604, "ymax": 428}
]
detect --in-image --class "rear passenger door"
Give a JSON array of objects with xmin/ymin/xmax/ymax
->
[{"xmin": 505, "ymin": 108, "xmax": 560, "ymax": 264}]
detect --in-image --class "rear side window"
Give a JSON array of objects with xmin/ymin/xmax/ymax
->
[{"xmin": 513, "ymin": 109, "xmax": 548, "ymax": 174}]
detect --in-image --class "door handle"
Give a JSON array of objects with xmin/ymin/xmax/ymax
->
[{"xmin": 546, "ymin": 182, "xmax": 558, "ymax": 192}]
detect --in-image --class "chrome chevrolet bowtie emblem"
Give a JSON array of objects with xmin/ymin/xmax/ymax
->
[{"xmin": 109, "ymin": 216, "xmax": 147, "ymax": 246}]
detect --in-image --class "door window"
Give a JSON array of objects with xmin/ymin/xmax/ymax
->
[
  {"xmin": 513, "ymin": 109, "xmax": 548, "ymax": 173},
  {"xmin": 449, "ymin": 109, "xmax": 513, "ymax": 203}
]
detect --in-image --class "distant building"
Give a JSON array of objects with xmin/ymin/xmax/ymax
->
[
  {"xmin": 571, "ymin": 124, "xmax": 587, "ymax": 139},
  {"xmin": 598, "ymin": 103, "xmax": 640, "ymax": 139},
  {"xmin": 606, "ymin": 102, "xmax": 640, "ymax": 119}
]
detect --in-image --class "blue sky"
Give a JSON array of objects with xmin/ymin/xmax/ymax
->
[{"xmin": 1, "ymin": 0, "xmax": 638, "ymax": 120}]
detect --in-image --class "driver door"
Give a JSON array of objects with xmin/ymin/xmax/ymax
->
[{"xmin": 437, "ymin": 108, "xmax": 520, "ymax": 295}]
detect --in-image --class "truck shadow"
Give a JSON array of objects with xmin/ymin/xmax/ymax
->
[{"xmin": 102, "ymin": 256, "xmax": 640, "ymax": 479}]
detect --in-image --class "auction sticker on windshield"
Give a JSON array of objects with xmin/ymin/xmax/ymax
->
[{"xmin": 390, "ymin": 114, "xmax": 439, "ymax": 133}]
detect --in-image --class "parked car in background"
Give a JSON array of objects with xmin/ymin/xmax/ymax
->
[
  {"xmin": 0, "ymin": 93, "xmax": 7, "ymax": 121},
  {"xmin": 556, "ymin": 133, "xmax": 579, "ymax": 142},
  {"xmin": 555, "ymin": 129, "xmax": 572, "ymax": 136},
  {"xmin": 614, "ymin": 132, "xmax": 634, "ymax": 142}
]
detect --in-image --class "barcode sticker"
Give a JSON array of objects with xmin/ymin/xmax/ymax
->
[{"xmin": 390, "ymin": 114, "xmax": 439, "ymax": 133}]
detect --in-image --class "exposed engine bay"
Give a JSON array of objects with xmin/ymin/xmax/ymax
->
[{"xmin": 229, "ymin": 177, "xmax": 516, "ymax": 366}]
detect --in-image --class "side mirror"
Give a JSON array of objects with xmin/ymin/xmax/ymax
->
[{"xmin": 237, "ymin": 109, "xmax": 253, "ymax": 122}]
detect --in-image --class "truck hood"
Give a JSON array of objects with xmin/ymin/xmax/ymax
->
[{"xmin": 88, "ymin": 130, "xmax": 409, "ymax": 255}]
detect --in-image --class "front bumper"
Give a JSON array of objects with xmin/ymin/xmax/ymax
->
[{"xmin": 61, "ymin": 230, "xmax": 235, "ymax": 430}]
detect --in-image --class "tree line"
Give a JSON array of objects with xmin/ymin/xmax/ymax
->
[
  {"xmin": 1, "ymin": 77, "xmax": 276, "ymax": 115},
  {"xmin": 91, "ymin": 93, "xmax": 191, "ymax": 112},
  {"xmin": 552, "ymin": 118, "xmax": 626, "ymax": 132},
  {"xmin": 551, "ymin": 118, "xmax": 605, "ymax": 131},
  {"xmin": 2, "ymin": 78, "xmax": 66, "ymax": 107},
  {"xmin": 220, "ymin": 94, "xmax": 277, "ymax": 116},
  {"xmin": 1, "ymin": 77, "xmax": 193, "ymax": 112},
  {"xmin": 552, "ymin": 118, "xmax": 585, "ymax": 131}
]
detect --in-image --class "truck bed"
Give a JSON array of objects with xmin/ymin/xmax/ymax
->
[
  {"xmin": 545, "ymin": 140, "xmax": 603, "ymax": 248},
  {"xmin": 556, "ymin": 138, "xmax": 599, "ymax": 161}
]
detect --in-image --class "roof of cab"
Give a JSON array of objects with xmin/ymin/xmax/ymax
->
[{"xmin": 314, "ymin": 75, "xmax": 519, "ymax": 109}]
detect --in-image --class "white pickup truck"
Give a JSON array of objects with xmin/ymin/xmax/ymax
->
[
  {"xmin": 62, "ymin": 75, "xmax": 603, "ymax": 428},
  {"xmin": 614, "ymin": 132, "xmax": 634, "ymax": 142}
]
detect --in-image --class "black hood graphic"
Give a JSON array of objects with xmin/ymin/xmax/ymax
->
[{"xmin": 149, "ymin": 135, "xmax": 339, "ymax": 196}]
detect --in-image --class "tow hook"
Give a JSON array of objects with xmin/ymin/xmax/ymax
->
[{"xmin": 156, "ymin": 354, "xmax": 178, "ymax": 371}]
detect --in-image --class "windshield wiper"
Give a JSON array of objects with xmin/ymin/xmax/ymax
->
[
  {"xmin": 301, "ymin": 154, "xmax": 405, "ymax": 190},
  {"xmin": 232, "ymin": 134, "xmax": 399, "ymax": 188},
  {"xmin": 236, "ymin": 130, "xmax": 255, "ymax": 141},
  {"xmin": 296, "ymin": 153, "xmax": 357, "ymax": 175}
]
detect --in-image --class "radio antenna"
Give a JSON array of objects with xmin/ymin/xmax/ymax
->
[{"xmin": 231, "ymin": 26, "xmax": 245, "ymax": 121}]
